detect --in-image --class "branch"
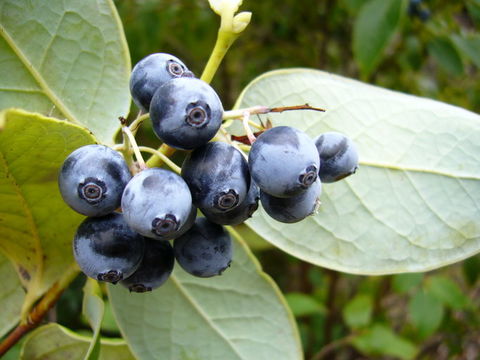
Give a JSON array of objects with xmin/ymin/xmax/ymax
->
[{"xmin": 0, "ymin": 265, "xmax": 80, "ymax": 357}]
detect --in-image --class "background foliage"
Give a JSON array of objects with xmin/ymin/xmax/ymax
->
[{"xmin": 1, "ymin": 0, "xmax": 480, "ymax": 359}]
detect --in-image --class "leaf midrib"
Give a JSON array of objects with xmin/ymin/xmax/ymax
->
[
  {"xmin": 0, "ymin": 22, "xmax": 79, "ymax": 125},
  {"xmin": 360, "ymin": 160, "xmax": 480, "ymax": 180},
  {"xmin": 170, "ymin": 275, "xmax": 244, "ymax": 360}
]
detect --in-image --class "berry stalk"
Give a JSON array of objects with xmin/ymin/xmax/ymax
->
[
  {"xmin": 122, "ymin": 125, "xmax": 147, "ymax": 170},
  {"xmin": 145, "ymin": 143, "xmax": 177, "ymax": 168},
  {"xmin": 129, "ymin": 110, "xmax": 145, "ymax": 136},
  {"xmin": 201, "ymin": 32, "xmax": 238, "ymax": 84},
  {"xmin": 202, "ymin": 1, "xmax": 251, "ymax": 83},
  {"xmin": 139, "ymin": 146, "xmax": 182, "ymax": 174},
  {"xmin": 242, "ymin": 111, "xmax": 257, "ymax": 144}
]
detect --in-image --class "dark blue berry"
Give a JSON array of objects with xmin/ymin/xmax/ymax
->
[
  {"xmin": 121, "ymin": 168, "xmax": 194, "ymax": 240},
  {"xmin": 417, "ymin": 9, "xmax": 430, "ymax": 22},
  {"xmin": 408, "ymin": 0, "xmax": 430, "ymax": 21},
  {"xmin": 201, "ymin": 180, "xmax": 259, "ymax": 225},
  {"xmin": 121, "ymin": 239, "xmax": 174, "ymax": 292},
  {"xmin": 408, "ymin": 0, "xmax": 422, "ymax": 15},
  {"xmin": 130, "ymin": 53, "xmax": 194, "ymax": 112},
  {"xmin": 175, "ymin": 205, "xmax": 198, "ymax": 238},
  {"xmin": 260, "ymin": 179, "xmax": 321, "ymax": 223},
  {"xmin": 314, "ymin": 132, "xmax": 359, "ymax": 183},
  {"xmin": 181, "ymin": 142, "xmax": 250, "ymax": 213},
  {"xmin": 150, "ymin": 77, "xmax": 223, "ymax": 150},
  {"xmin": 58, "ymin": 145, "xmax": 132, "ymax": 217},
  {"xmin": 248, "ymin": 126, "xmax": 320, "ymax": 198},
  {"xmin": 174, "ymin": 218, "xmax": 232, "ymax": 278},
  {"xmin": 73, "ymin": 213, "xmax": 145, "ymax": 283}
]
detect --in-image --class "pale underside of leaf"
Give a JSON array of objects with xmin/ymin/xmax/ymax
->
[
  {"xmin": 0, "ymin": 108, "xmax": 95, "ymax": 314},
  {"xmin": 0, "ymin": 0, "xmax": 131, "ymax": 144},
  {"xmin": 108, "ymin": 234, "xmax": 302, "ymax": 360},
  {"xmin": 232, "ymin": 68, "xmax": 480, "ymax": 274},
  {"xmin": 20, "ymin": 323, "xmax": 135, "ymax": 360}
]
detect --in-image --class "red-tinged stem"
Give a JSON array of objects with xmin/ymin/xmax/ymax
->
[
  {"xmin": 269, "ymin": 104, "xmax": 326, "ymax": 113},
  {"xmin": 222, "ymin": 104, "xmax": 326, "ymax": 120},
  {"xmin": 231, "ymin": 132, "xmax": 264, "ymax": 145}
]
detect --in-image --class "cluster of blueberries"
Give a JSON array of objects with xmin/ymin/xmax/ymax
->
[{"xmin": 58, "ymin": 53, "xmax": 358, "ymax": 293}]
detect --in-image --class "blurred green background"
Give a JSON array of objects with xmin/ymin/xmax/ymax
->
[
  {"xmin": 8, "ymin": 1, "xmax": 478, "ymax": 359},
  {"xmin": 117, "ymin": 0, "xmax": 480, "ymax": 113}
]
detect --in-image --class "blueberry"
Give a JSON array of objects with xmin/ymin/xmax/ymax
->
[
  {"xmin": 121, "ymin": 168, "xmax": 194, "ymax": 241},
  {"xmin": 121, "ymin": 239, "xmax": 174, "ymax": 292},
  {"xmin": 150, "ymin": 77, "xmax": 223, "ymax": 150},
  {"xmin": 58, "ymin": 145, "xmax": 132, "ymax": 217},
  {"xmin": 174, "ymin": 218, "xmax": 232, "ymax": 278},
  {"xmin": 260, "ymin": 179, "xmax": 322, "ymax": 223},
  {"xmin": 248, "ymin": 126, "xmax": 320, "ymax": 198},
  {"xmin": 314, "ymin": 132, "xmax": 359, "ymax": 183},
  {"xmin": 181, "ymin": 141, "xmax": 250, "ymax": 213},
  {"xmin": 417, "ymin": 9, "xmax": 430, "ymax": 22},
  {"xmin": 201, "ymin": 180, "xmax": 259, "ymax": 225},
  {"xmin": 408, "ymin": 0, "xmax": 430, "ymax": 21},
  {"xmin": 175, "ymin": 204, "xmax": 198, "ymax": 238},
  {"xmin": 73, "ymin": 213, "xmax": 145, "ymax": 283},
  {"xmin": 130, "ymin": 53, "xmax": 194, "ymax": 112},
  {"xmin": 408, "ymin": 0, "xmax": 421, "ymax": 16}
]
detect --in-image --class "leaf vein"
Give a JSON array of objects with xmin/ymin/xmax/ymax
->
[
  {"xmin": 0, "ymin": 22, "xmax": 79, "ymax": 126},
  {"xmin": 360, "ymin": 160, "xmax": 480, "ymax": 180},
  {"xmin": 170, "ymin": 275, "xmax": 244, "ymax": 360}
]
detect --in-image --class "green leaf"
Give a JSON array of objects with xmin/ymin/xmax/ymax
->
[
  {"xmin": 427, "ymin": 37, "xmax": 464, "ymax": 76},
  {"xmin": 108, "ymin": 229, "xmax": 302, "ymax": 360},
  {"xmin": 101, "ymin": 301, "xmax": 121, "ymax": 334},
  {"xmin": 392, "ymin": 273, "xmax": 423, "ymax": 294},
  {"xmin": 351, "ymin": 324, "xmax": 417, "ymax": 359},
  {"xmin": 285, "ymin": 292, "xmax": 326, "ymax": 317},
  {"xmin": 462, "ymin": 254, "xmax": 480, "ymax": 285},
  {"xmin": 0, "ymin": 108, "xmax": 95, "ymax": 315},
  {"xmin": 0, "ymin": 251, "xmax": 25, "ymax": 337},
  {"xmin": 82, "ymin": 279, "xmax": 105, "ymax": 360},
  {"xmin": 466, "ymin": 3, "xmax": 480, "ymax": 24},
  {"xmin": 342, "ymin": 294, "xmax": 373, "ymax": 329},
  {"xmin": 341, "ymin": 0, "xmax": 369, "ymax": 14},
  {"xmin": 232, "ymin": 223, "xmax": 273, "ymax": 251},
  {"xmin": 353, "ymin": 0, "xmax": 404, "ymax": 77},
  {"xmin": 425, "ymin": 276, "xmax": 471, "ymax": 310},
  {"xmin": 408, "ymin": 290, "xmax": 444, "ymax": 339},
  {"xmin": 20, "ymin": 323, "xmax": 135, "ymax": 360},
  {"xmin": 451, "ymin": 34, "xmax": 480, "ymax": 69},
  {"xmin": 233, "ymin": 69, "xmax": 480, "ymax": 275},
  {"xmin": 0, "ymin": 0, "xmax": 131, "ymax": 144}
]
